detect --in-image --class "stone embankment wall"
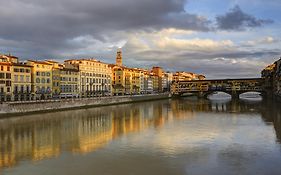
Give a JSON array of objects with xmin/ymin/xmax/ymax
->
[{"xmin": 0, "ymin": 94, "xmax": 170, "ymax": 115}]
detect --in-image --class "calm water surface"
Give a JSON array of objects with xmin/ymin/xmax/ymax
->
[{"xmin": 0, "ymin": 97, "xmax": 281, "ymax": 175}]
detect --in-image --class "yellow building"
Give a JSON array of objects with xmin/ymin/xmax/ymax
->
[
  {"xmin": 110, "ymin": 65, "xmax": 141, "ymax": 95},
  {"xmin": 27, "ymin": 60, "xmax": 53, "ymax": 100},
  {"xmin": 0, "ymin": 55, "xmax": 19, "ymax": 101},
  {"xmin": 173, "ymin": 72, "xmax": 206, "ymax": 82},
  {"xmin": 0, "ymin": 62, "xmax": 12, "ymax": 101},
  {"xmin": 65, "ymin": 59, "xmax": 112, "ymax": 97},
  {"xmin": 131, "ymin": 68, "xmax": 141, "ymax": 94},
  {"xmin": 110, "ymin": 50, "xmax": 142, "ymax": 95},
  {"xmin": 11, "ymin": 63, "xmax": 32, "ymax": 101},
  {"xmin": 45, "ymin": 61, "xmax": 64, "ymax": 99},
  {"xmin": 60, "ymin": 66, "xmax": 80, "ymax": 98}
]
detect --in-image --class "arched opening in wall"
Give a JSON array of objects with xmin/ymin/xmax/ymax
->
[
  {"xmin": 239, "ymin": 92, "xmax": 262, "ymax": 101},
  {"xmin": 207, "ymin": 91, "xmax": 231, "ymax": 101}
]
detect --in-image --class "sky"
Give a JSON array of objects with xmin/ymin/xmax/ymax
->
[{"xmin": 0, "ymin": 0, "xmax": 280, "ymax": 79}]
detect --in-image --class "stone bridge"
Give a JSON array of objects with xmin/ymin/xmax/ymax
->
[{"xmin": 171, "ymin": 78, "xmax": 266, "ymax": 99}]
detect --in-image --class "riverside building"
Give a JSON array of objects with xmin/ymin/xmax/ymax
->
[
  {"xmin": 0, "ymin": 62, "xmax": 12, "ymax": 101},
  {"xmin": 27, "ymin": 60, "xmax": 53, "ymax": 100},
  {"xmin": 0, "ymin": 55, "xmax": 19, "ymax": 101},
  {"xmin": 110, "ymin": 50, "xmax": 141, "ymax": 95},
  {"xmin": 12, "ymin": 63, "xmax": 32, "ymax": 101},
  {"xmin": 59, "ymin": 64, "xmax": 80, "ymax": 98},
  {"xmin": 65, "ymin": 59, "xmax": 112, "ymax": 97}
]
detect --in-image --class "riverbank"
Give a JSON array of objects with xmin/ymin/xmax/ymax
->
[{"xmin": 0, "ymin": 94, "xmax": 171, "ymax": 117}]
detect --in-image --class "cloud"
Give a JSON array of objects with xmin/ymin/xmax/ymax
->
[
  {"xmin": 216, "ymin": 5, "xmax": 273, "ymax": 31},
  {"xmin": 0, "ymin": 0, "xmax": 212, "ymax": 59},
  {"xmin": 0, "ymin": 1, "xmax": 279, "ymax": 79},
  {"xmin": 123, "ymin": 29, "xmax": 234, "ymax": 53},
  {"xmin": 242, "ymin": 36, "xmax": 279, "ymax": 47},
  {"xmin": 120, "ymin": 29, "xmax": 280, "ymax": 78}
]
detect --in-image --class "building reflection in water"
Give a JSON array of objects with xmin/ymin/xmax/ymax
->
[{"xmin": 0, "ymin": 98, "xmax": 281, "ymax": 170}]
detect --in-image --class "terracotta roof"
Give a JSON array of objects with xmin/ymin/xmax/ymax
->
[
  {"xmin": 27, "ymin": 60, "xmax": 53, "ymax": 65},
  {"xmin": 12, "ymin": 63, "xmax": 33, "ymax": 67},
  {"xmin": 0, "ymin": 62, "xmax": 12, "ymax": 65},
  {"xmin": 61, "ymin": 68, "xmax": 79, "ymax": 72}
]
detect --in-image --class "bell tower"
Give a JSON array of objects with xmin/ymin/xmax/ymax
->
[{"xmin": 116, "ymin": 48, "xmax": 122, "ymax": 66}]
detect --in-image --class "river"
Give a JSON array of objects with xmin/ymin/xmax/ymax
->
[{"xmin": 0, "ymin": 97, "xmax": 281, "ymax": 175}]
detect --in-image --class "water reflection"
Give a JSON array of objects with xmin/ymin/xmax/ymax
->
[{"xmin": 0, "ymin": 98, "xmax": 281, "ymax": 173}]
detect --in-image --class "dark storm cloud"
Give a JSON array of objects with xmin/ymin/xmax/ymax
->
[
  {"xmin": 0, "ymin": 0, "xmax": 210, "ymax": 58},
  {"xmin": 216, "ymin": 5, "xmax": 273, "ymax": 30}
]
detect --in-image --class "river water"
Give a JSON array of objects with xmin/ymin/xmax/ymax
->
[{"xmin": 0, "ymin": 97, "xmax": 281, "ymax": 175}]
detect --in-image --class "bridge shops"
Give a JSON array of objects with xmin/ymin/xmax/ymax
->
[{"xmin": 171, "ymin": 78, "xmax": 265, "ymax": 99}]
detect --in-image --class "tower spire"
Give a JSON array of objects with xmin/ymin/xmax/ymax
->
[{"xmin": 116, "ymin": 48, "xmax": 122, "ymax": 66}]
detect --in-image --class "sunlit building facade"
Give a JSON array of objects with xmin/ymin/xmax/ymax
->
[
  {"xmin": 12, "ymin": 63, "xmax": 32, "ymax": 101},
  {"xmin": 0, "ymin": 62, "xmax": 12, "ymax": 101},
  {"xmin": 65, "ymin": 59, "xmax": 112, "ymax": 97},
  {"xmin": 60, "ymin": 66, "xmax": 80, "ymax": 98},
  {"xmin": 27, "ymin": 60, "xmax": 53, "ymax": 100}
]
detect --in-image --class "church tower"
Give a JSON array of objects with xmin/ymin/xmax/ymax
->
[{"xmin": 116, "ymin": 49, "xmax": 122, "ymax": 66}]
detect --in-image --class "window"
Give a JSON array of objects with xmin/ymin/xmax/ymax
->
[
  {"xmin": 26, "ymin": 86, "xmax": 30, "ymax": 93},
  {"xmin": 20, "ymin": 68, "xmax": 24, "ymax": 72},
  {"xmin": 36, "ymin": 86, "xmax": 40, "ymax": 93},
  {"xmin": 6, "ymin": 81, "xmax": 11, "ymax": 87},
  {"xmin": 14, "ymin": 75, "xmax": 18, "ymax": 82},
  {"xmin": 0, "ymin": 66, "xmax": 3, "ymax": 71},
  {"xmin": 7, "ymin": 67, "xmax": 10, "ymax": 71},
  {"xmin": 41, "ymin": 72, "xmax": 45, "ymax": 76},
  {"xmin": 14, "ymin": 68, "xmax": 19, "ymax": 72},
  {"xmin": 36, "ymin": 72, "xmax": 40, "ymax": 76},
  {"xmin": 0, "ymin": 73, "xmax": 5, "ymax": 79},
  {"xmin": 20, "ymin": 85, "xmax": 24, "ymax": 93},
  {"xmin": 46, "ymin": 72, "xmax": 50, "ymax": 77},
  {"xmin": 7, "ymin": 87, "xmax": 10, "ymax": 93},
  {"xmin": 46, "ymin": 78, "xmax": 50, "ymax": 83},
  {"xmin": 26, "ymin": 76, "xmax": 30, "ymax": 82},
  {"xmin": 26, "ymin": 69, "xmax": 30, "ymax": 73},
  {"xmin": 41, "ymin": 78, "xmax": 45, "ymax": 83},
  {"xmin": 6, "ymin": 73, "xmax": 11, "ymax": 79},
  {"xmin": 20, "ymin": 75, "xmax": 24, "ymax": 82},
  {"xmin": 36, "ymin": 78, "xmax": 40, "ymax": 83},
  {"xmin": 0, "ymin": 87, "xmax": 3, "ymax": 93}
]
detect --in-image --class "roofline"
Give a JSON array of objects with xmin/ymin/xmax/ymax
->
[
  {"xmin": 177, "ymin": 78, "xmax": 263, "ymax": 82},
  {"xmin": 27, "ymin": 60, "xmax": 53, "ymax": 65}
]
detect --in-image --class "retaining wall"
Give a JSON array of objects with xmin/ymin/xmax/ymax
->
[{"xmin": 0, "ymin": 94, "xmax": 170, "ymax": 115}]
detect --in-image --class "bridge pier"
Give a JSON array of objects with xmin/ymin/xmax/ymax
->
[
  {"xmin": 198, "ymin": 91, "xmax": 204, "ymax": 98},
  {"xmin": 231, "ymin": 92, "xmax": 240, "ymax": 100}
]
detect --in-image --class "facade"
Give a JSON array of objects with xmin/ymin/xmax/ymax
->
[
  {"xmin": 274, "ymin": 58, "xmax": 281, "ymax": 95},
  {"xmin": 60, "ymin": 66, "xmax": 80, "ymax": 98},
  {"xmin": 27, "ymin": 60, "xmax": 53, "ymax": 100},
  {"xmin": 131, "ymin": 68, "xmax": 141, "ymax": 94},
  {"xmin": 45, "ymin": 61, "xmax": 63, "ymax": 98},
  {"xmin": 0, "ymin": 62, "xmax": 12, "ymax": 101},
  {"xmin": 0, "ymin": 55, "xmax": 18, "ymax": 63},
  {"xmin": 152, "ymin": 67, "xmax": 163, "ymax": 92},
  {"xmin": 12, "ymin": 63, "xmax": 32, "ymax": 101},
  {"xmin": 261, "ymin": 63, "xmax": 276, "ymax": 94},
  {"xmin": 110, "ymin": 66, "xmax": 141, "ymax": 95},
  {"xmin": 65, "ymin": 59, "xmax": 112, "ymax": 97},
  {"xmin": 144, "ymin": 72, "xmax": 153, "ymax": 94},
  {"xmin": 262, "ymin": 58, "xmax": 281, "ymax": 96},
  {"xmin": 173, "ymin": 72, "xmax": 206, "ymax": 82}
]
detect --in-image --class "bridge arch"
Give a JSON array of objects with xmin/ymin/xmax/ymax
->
[
  {"xmin": 203, "ymin": 91, "xmax": 231, "ymax": 99},
  {"xmin": 239, "ymin": 91, "xmax": 263, "ymax": 99}
]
